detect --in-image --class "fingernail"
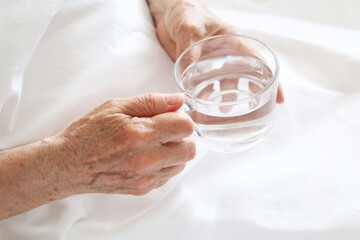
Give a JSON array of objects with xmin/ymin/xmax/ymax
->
[{"xmin": 164, "ymin": 93, "xmax": 182, "ymax": 105}]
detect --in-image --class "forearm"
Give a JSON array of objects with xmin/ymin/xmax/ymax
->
[
  {"xmin": 0, "ymin": 137, "xmax": 71, "ymax": 220},
  {"xmin": 147, "ymin": 0, "xmax": 166, "ymax": 23},
  {"xmin": 147, "ymin": 0, "xmax": 204, "ymax": 24}
]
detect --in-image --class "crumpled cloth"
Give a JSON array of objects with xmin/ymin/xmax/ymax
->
[{"xmin": 0, "ymin": 0, "xmax": 359, "ymax": 239}]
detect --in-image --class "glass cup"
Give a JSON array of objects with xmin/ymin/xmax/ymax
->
[{"xmin": 174, "ymin": 34, "xmax": 279, "ymax": 153}]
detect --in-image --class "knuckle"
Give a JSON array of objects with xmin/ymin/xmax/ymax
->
[
  {"xmin": 143, "ymin": 93, "xmax": 155, "ymax": 102},
  {"xmin": 179, "ymin": 22, "xmax": 197, "ymax": 33},
  {"xmin": 169, "ymin": 164, "xmax": 186, "ymax": 177},
  {"xmin": 123, "ymin": 120, "xmax": 154, "ymax": 147},
  {"xmin": 143, "ymin": 93, "xmax": 159, "ymax": 111},
  {"xmin": 144, "ymin": 93, "xmax": 158, "ymax": 100},
  {"xmin": 172, "ymin": 139, "xmax": 196, "ymax": 161},
  {"xmin": 179, "ymin": 113, "xmax": 194, "ymax": 136},
  {"xmin": 185, "ymin": 140, "xmax": 197, "ymax": 160}
]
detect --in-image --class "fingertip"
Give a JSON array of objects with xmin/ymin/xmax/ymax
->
[
  {"xmin": 276, "ymin": 83, "xmax": 285, "ymax": 104},
  {"xmin": 276, "ymin": 93, "xmax": 285, "ymax": 104}
]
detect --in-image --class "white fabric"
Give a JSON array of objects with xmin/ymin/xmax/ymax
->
[{"xmin": 0, "ymin": 0, "xmax": 360, "ymax": 239}]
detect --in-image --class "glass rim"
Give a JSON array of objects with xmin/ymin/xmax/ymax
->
[{"xmin": 173, "ymin": 34, "xmax": 280, "ymax": 106}]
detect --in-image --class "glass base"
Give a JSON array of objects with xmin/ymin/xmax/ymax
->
[{"xmin": 199, "ymin": 136, "xmax": 267, "ymax": 153}]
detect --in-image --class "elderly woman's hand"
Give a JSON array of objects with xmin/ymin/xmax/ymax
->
[
  {"xmin": 148, "ymin": 0, "xmax": 284, "ymax": 103},
  {"xmin": 0, "ymin": 93, "xmax": 195, "ymax": 220},
  {"xmin": 56, "ymin": 93, "xmax": 195, "ymax": 196}
]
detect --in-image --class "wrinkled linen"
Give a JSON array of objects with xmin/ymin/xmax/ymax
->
[{"xmin": 0, "ymin": 0, "xmax": 359, "ymax": 239}]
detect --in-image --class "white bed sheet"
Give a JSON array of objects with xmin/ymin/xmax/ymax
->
[{"xmin": 0, "ymin": 0, "xmax": 359, "ymax": 239}]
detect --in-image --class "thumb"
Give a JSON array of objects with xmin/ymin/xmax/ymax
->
[{"xmin": 118, "ymin": 93, "xmax": 184, "ymax": 117}]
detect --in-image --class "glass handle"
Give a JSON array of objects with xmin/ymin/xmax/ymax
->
[
  {"xmin": 178, "ymin": 95, "xmax": 202, "ymax": 137},
  {"xmin": 179, "ymin": 98, "xmax": 193, "ymax": 112}
]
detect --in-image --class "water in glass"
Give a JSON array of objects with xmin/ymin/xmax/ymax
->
[{"xmin": 180, "ymin": 55, "xmax": 276, "ymax": 152}]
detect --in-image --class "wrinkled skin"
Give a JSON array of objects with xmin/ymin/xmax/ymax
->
[
  {"xmin": 0, "ymin": 93, "xmax": 195, "ymax": 220},
  {"xmin": 57, "ymin": 93, "xmax": 195, "ymax": 196}
]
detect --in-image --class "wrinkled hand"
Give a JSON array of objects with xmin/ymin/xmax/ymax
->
[
  {"xmin": 55, "ymin": 93, "xmax": 195, "ymax": 196},
  {"xmin": 149, "ymin": 0, "xmax": 284, "ymax": 103},
  {"xmin": 153, "ymin": 0, "xmax": 238, "ymax": 60}
]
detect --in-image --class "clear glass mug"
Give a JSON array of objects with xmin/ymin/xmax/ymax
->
[{"xmin": 174, "ymin": 34, "xmax": 279, "ymax": 153}]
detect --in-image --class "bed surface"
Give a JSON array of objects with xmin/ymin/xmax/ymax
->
[{"xmin": 0, "ymin": 0, "xmax": 359, "ymax": 239}]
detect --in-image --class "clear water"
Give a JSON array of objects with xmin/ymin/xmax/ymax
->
[{"xmin": 180, "ymin": 56, "xmax": 276, "ymax": 152}]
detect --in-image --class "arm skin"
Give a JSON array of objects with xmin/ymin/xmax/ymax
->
[{"xmin": 0, "ymin": 137, "xmax": 71, "ymax": 220}]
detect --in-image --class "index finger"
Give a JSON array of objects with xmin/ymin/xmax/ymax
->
[{"xmin": 151, "ymin": 111, "xmax": 194, "ymax": 143}]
